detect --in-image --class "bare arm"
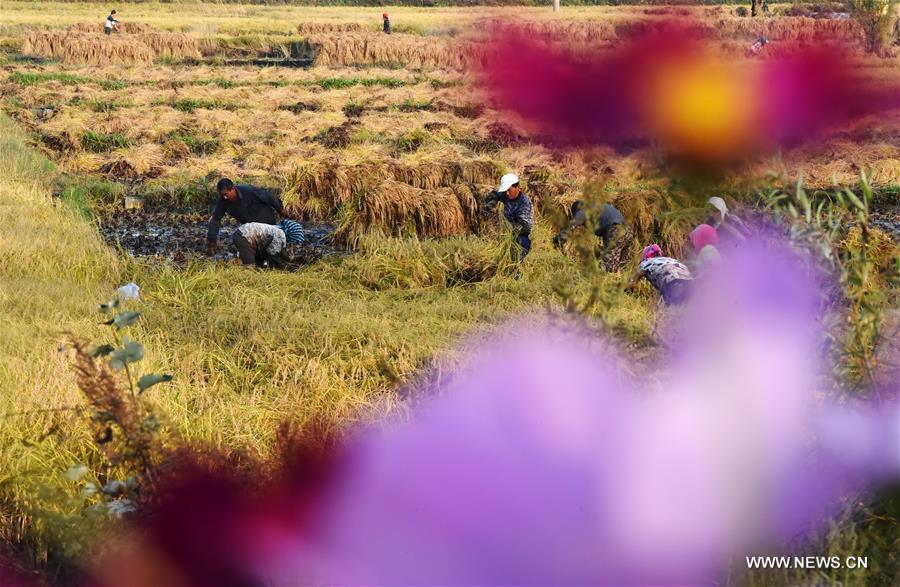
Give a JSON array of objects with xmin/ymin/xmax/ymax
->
[
  {"xmin": 555, "ymin": 206, "xmax": 587, "ymax": 246},
  {"xmin": 624, "ymin": 268, "xmax": 647, "ymax": 291},
  {"xmin": 206, "ymin": 199, "xmax": 226, "ymax": 253}
]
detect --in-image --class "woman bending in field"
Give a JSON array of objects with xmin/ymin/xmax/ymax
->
[{"xmin": 625, "ymin": 244, "xmax": 693, "ymax": 305}]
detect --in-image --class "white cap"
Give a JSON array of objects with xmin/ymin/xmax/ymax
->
[
  {"xmin": 708, "ymin": 196, "xmax": 729, "ymax": 218},
  {"xmin": 497, "ymin": 173, "xmax": 519, "ymax": 193}
]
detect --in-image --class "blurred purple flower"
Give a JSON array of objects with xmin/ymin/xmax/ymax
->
[{"xmin": 90, "ymin": 238, "xmax": 899, "ymax": 586}]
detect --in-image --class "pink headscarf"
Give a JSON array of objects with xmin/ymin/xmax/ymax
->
[
  {"xmin": 642, "ymin": 244, "xmax": 662, "ymax": 260},
  {"xmin": 690, "ymin": 224, "xmax": 719, "ymax": 253}
]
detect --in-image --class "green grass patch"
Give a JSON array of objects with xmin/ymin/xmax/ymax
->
[
  {"xmin": 8, "ymin": 71, "xmax": 85, "ymax": 86},
  {"xmin": 396, "ymin": 97, "xmax": 435, "ymax": 112},
  {"xmin": 98, "ymin": 79, "xmax": 127, "ymax": 91},
  {"xmin": 313, "ymin": 76, "xmax": 407, "ymax": 90},
  {"xmin": 7, "ymin": 71, "xmax": 127, "ymax": 90},
  {"xmin": 57, "ymin": 177, "xmax": 124, "ymax": 218},
  {"xmin": 391, "ymin": 128, "xmax": 432, "ymax": 154},
  {"xmin": 165, "ymin": 132, "xmax": 221, "ymax": 156},
  {"xmin": 144, "ymin": 176, "xmax": 216, "ymax": 208},
  {"xmin": 85, "ymin": 98, "xmax": 131, "ymax": 113},
  {"xmin": 80, "ymin": 131, "xmax": 131, "ymax": 153},
  {"xmin": 162, "ymin": 98, "xmax": 241, "ymax": 113}
]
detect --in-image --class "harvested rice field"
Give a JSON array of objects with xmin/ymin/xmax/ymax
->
[
  {"xmin": 3, "ymin": 4, "xmax": 899, "ymax": 248},
  {"xmin": 1, "ymin": 2, "xmax": 898, "ymax": 586}
]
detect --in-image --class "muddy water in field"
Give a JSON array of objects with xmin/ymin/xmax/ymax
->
[
  {"xmin": 98, "ymin": 208, "xmax": 340, "ymax": 266},
  {"xmin": 870, "ymin": 206, "xmax": 900, "ymax": 241}
]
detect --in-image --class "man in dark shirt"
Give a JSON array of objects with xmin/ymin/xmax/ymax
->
[
  {"xmin": 484, "ymin": 173, "xmax": 534, "ymax": 258},
  {"xmin": 206, "ymin": 178, "xmax": 294, "ymax": 256},
  {"xmin": 554, "ymin": 201, "xmax": 634, "ymax": 272}
]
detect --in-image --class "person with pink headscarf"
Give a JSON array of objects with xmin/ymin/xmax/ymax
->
[
  {"xmin": 690, "ymin": 223, "xmax": 721, "ymax": 270},
  {"xmin": 625, "ymin": 244, "xmax": 693, "ymax": 304}
]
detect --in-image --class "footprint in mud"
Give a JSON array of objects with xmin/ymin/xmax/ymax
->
[{"xmin": 98, "ymin": 208, "xmax": 340, "ymax": 268}]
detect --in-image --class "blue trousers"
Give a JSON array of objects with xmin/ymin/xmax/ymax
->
[{"xmin": 517, "ymin": 230, "xmax": 531, "ymax": 258}]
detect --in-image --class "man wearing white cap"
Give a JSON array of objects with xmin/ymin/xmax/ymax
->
[{"xmin": 484, "ymin": 173, "xmax": 534, "ymax": 258}]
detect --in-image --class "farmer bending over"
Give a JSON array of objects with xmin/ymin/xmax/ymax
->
[
  {"xmin": 104, "ymin": 10, "xmax": 120, "ymax": 35},
  {"xmin": 554, "ymin": 200, "xmax": 634, "ymax": 272},
  {"xmin": 625, "ymin": 244, "xmax": 693, "ymax": 305},
  {"xmin": 207, "ymin": 178, "xmax": 296, "ymax": 256},
  {"xmin": 689, "ymin": 223, "xmax": 721, "ymax": 273},
  {"xmin": 706, "ymin": 196, "xmax": 749, "ymax": 241},
  {"xmin": 235, "ymin": 220, "xmax": 304, "ymax": 268},
  {"xmin": 383, "ymin": 13, "xmax": 391, "ymax": 34},
  {"xmin": 484, "ymin": 173, "xmax": 534, "ymax": 258},
  {"xmin": 748, "ymin": 36, "xmax": 768, "ymax": 57}
]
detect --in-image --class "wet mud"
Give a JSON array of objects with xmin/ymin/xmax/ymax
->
[{"xmin": 98, "ymin": 207, "xmax": 340, "ymax": 267}]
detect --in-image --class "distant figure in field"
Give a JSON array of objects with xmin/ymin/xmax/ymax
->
[
  {"xmin": 207, "ymin": 178, "xmax": 297, "ymax": 257},
  {"xmin": 554, "ymin": 200, "xmax": 634, "ymax": 272},
  {"xmin": 751, "ymin": 0, "xmax": 770, "ymax": 17},
  {"xmin": 234, "ymin": 220, "xmax": 304, "ymax": 268},
  {"xmin": 104, "ymin": 10, "xmax": 120, "ymax": 35},
  {"xmin": 625, "ymin": 244, "xmax": 694, "ymax": 305},
  {"xmin": 748, "ymin": 36, "xmax": 768, "ymax": 57},
  {"xmin": 484, "ymin": 173, "xmax": 534, "ymax": 259},
  {"xmin": 383, "ymin": 13, "xmax": 391, "ymax": 35}
]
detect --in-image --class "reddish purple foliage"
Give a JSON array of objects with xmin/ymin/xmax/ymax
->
[{"xmin": 479, "ymin": 24, "xmax": 900, "ymax": 168}]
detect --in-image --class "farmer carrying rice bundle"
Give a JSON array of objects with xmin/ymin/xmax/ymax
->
[{"xmin": 484, "ymin": 173, "xmax": 534, "ymax": 259}]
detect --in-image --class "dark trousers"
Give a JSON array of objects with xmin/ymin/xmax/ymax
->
[
  {"xmin": 517, "ymin": 229, "xmax": 531, "ymax": 259},
  {"xmin": 661, "ymin": 279, "xmax": 692, "ymax": 305},
  {"xmin": 233, "ymin": 232, "xmax": 288, "ymax": 269},
  {"xmin": 234, "ymin": 232, "xmax": 265, "ymax": 266}
]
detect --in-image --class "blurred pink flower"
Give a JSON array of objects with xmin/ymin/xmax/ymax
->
[
  {"xmin": 90, "ymin": 238, "xmax": 898, "ymax": 586},
  {"xmin": 479, "ymin": 24, "xmax": 900, "ymax": 170}
]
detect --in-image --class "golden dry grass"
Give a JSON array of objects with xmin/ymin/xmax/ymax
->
[
  {"xmin": 69, "ymin": 21, "xmax": 161, "ymax": 34},
  {"xmin": 307, "ymin": 33, "xmax": 485, "ymax": 69},
  {"xmin": 19, "ymin": 30, "xmax": 200, "ymax": 64},
  {"xmin": 297, "ymin": 22, "xmax": 368, "ymax": 35},
  {"xmin": 339, "ymin": 179, "xmax": 470, "ymax": 243},
  {"xmin": 5, "ymin": 4, "xmax": 899, "ymax": 241},
  {"xmin": 20, "ymin": 30, "xmax": 155, "ymax": 65}
]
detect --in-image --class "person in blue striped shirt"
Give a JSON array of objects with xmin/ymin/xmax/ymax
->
[{"xmin": 278, "ymin": 219, "xmax": 304, "ymax": 246}]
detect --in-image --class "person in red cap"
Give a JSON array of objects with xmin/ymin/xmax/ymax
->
[
  {"xmin": 383, "ymin": 13, "xmax": 391, "ymax": 34},
  {"xmin": 625, "ymin": 244, "xmax": 693, "ymax": 304}
]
